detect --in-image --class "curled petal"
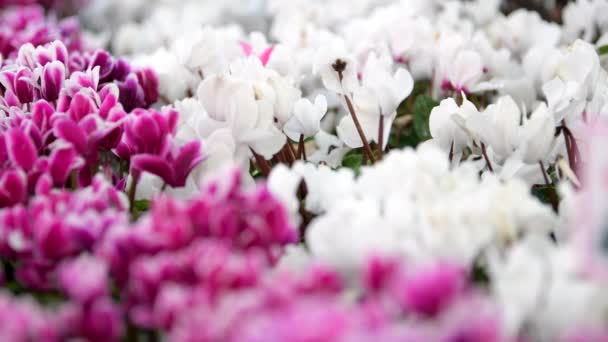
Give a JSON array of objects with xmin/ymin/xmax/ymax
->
[
  {"xmin": 173, "ymin": 141, "xmax": 205, "ymax": 187},
  {"xmin": 131, "ymin": 155, "xmax": 174, "ymax": 186}
]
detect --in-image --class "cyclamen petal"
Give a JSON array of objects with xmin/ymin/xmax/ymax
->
[
  {"xmin": 41, "ymin": 60, "xmax": 65, "ymax": 101},
  {"xmin": 118, "ymin": 74, "xmax": 145, "ymax": 112},
  {"xmin": 48, "ymin": 145, "xmax": 84, "ymax": 185},
  {"xmin": 258, "ymin": 46, "xmax": 275, "ymax": 66},
  {"xmin": 131, "ymin": 155, "xmax": 175, "ymax": 186},
  {"xmin": 5, "ymin": 127, "xmax": 38, "ymax": 171},
  {"xmin": 90, "ymin": 50, "xmax": 115, "ymax": 81},
  {"xmin": 68, "ymin": 91, "xmax": 96, "ymax": 122},
  {"xmin": 0, "ymin": 170, "xmax": 27, "ymax": 207},
  {"xmin": 135, "ymin": 68, "xmax": 160, "ymax": 107},
  {"xmin": 54, "ymin": 118, "xmax": 88, "ymax": 155},
  {"xmin": 399, "ymin": 263, "xmax": 466, "ymax": 317},
  {"xmin": 173, "ymin": 141, "xmax": 205, "ymax": 187}
]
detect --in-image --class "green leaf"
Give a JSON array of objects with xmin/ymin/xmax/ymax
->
[
  {"xmin": 132, "ymin": 199, "xmax": 150, "ymax": 220},
  {"xmin": 389, "ymin": 124, "xmax": 418, "ymax": 149},
  {"xmin": 471, "ymin": 263, "xmax": 490, "ymax": 285},
  {"xmin": 531, "ymin": 185, "xmax": 559, "ymax": 206},
  {"xmin": 598, "ymin": 45, "xmax": 608, "ymax": 55},
  {"xmin": 412, "ymin": 95, "xmax": 438, "ymax": 142},
  {"xmin": 342, "ymin": 151, "xmax": 363, "ymax": 175}
]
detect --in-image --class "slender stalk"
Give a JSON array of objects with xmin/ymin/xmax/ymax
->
[
  {"xmin": 344, "ymin": 95, "xmax": 376, "ymax": 163},
  {"xmin": 127, "ymin": 170, "xmax": 139, "ymax": 213},
  {"xmin": 286, "ymin": 140, "xmax": 298, "ymax": 163},
  {"xmin": 301, "ymin": 142, "xmax": 307, "ymax": 162},
  {"xmin": 481, "ymin": 143, "xmax": 494, "ymax": 172},
  {"xmin": 297, "ymin": 134, "xmax": 304, "ymax": 159},
  {"xmin": 377, "ymin": 115, "xmax": 384, "ymax": 160},
  {"xmin": 278, "ymin": 147, "xmax": 289, "ymax": 165},
  {"xmin": 539, "ymin": 161, "xmax": 559, "ymax": 212},
  {"xmin": 69, "ymin": 170, "xmax": 78, "ymax": 190},
  {"xmin": 250, "ymin": 149, "xmax": 271, "ymax": 177}
]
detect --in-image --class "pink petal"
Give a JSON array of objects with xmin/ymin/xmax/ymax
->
[
  {"xmin": 41, "ymin": 60, "xmax": 65, "ymax": 101},
  {"xmin": 259, "ymin": 46, "xmax": 275, "ymax": 66},
  {"xmin": 68, "ymin": 91, "xmax": 96, "ymax": 122},
  {"xmin": 239, "ymin": 41, "xmax": 254, "ymax": 56},
  {"xmin": 173, "ymin": 141, "xmax": 204, "ymax": 187},
  {"xmin": 0, "ymin": 170, "xmax": 27, "ymax": 207},
  {"xmin": 5, "ymin": 128, "xmax": 38, "ymax": 171},
  {"xmin": 31, "ymin": 100, "xmax": 55, "ymax": 134},
  {"xmin": 54, "ymin": 119, "xmax": 88, "ymax": 155},
  {"xmin": 49, "ymin": 146, "xmax": 84, "ymax": 185},
  {"xmin": 131, "ymin": 154, "xmax": 174, "ymax": 185}
]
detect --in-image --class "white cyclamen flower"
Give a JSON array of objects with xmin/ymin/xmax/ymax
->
[
  {"xmin": 283, "ymin": 95, "xmax": 328, "ymax": 141},
  {"xmin": 429, "ymin": 96, "xmax": 480, "ymax": 158}
]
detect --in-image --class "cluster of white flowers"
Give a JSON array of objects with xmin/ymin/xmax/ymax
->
[{"xmin": 271, "ymin": 145, "xmax": 557, "ymax": 269}]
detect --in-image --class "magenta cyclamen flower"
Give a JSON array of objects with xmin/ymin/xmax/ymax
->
[
  {"xmin": 115, "ymin": 107, "xmax": 203, "ymax": 187},
  {"xmin": 58, "ymin": 255, "xmax": 110, "ymax": 304},
  {"xmin": 131, "ymin": 140, "xmax": 203, "ymax": 187},
  {"xmin": 115, "ymin": 108, "xmax": 178, "ymax": 159},
  {"xmin": 398, "ymin": 262, "xmax": 467, "ymax": 317}
]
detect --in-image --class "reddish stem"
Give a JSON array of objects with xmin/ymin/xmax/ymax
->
[
  {"xmin": 344, "ymin": 95, "xmax": 376, "ymax": 164},
  {"xmin": 377, "ymin": 115, "xmax": 384, "ymax": 160}
]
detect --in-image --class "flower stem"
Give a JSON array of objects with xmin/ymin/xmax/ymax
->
[
  {"xmin": 127, "ymin": 170, "xmax": 139, "ymax": 213},
  {"xmin": 286, "ymin": 140, "xmax": 298, "ymax": 163},
  {"xmin": 297, "ymin": 134, "xmax": 306, "ymax": 160},
  {"xmin": 481, "ymin": 143, "xmax": 494, "ymax": 172},
  {"xmin": 344, "ymin": 95, "xmax": 376, "ymax": 164},
  {"xmin": 250, "ymin": 149, "xmax": 271, "ymax": 177},
  {"xmin": 377, "ymin": 115, "xmax": 384, "ymax": 160}
]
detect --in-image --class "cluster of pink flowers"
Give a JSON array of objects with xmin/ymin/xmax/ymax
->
[
  {"xmin": 0, "ymin": 169, "xmax": 298, "ymax": 340},
  {"xmin": 166, "ymin": 257, "xmax": 501, "ymax": 342},
  {"xmin": 0, "ymin": 2, "xmax": 204, "ymax": 210},
  {"xmin": 0, "ymin": 5, "xmax": 84, "ymax": 61},
  {"xmin": 0, "ymin": 5, "xmax": 217, "ymax": 340}
]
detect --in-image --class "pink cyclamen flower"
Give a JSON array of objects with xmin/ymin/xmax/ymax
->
[
  {"xmin": 131, "ymin": 140, "xmax": 204, "ymax": 187},
  {"xmin": 239, "ymin": 41, "xmax": 275, "ymax": 66},
  {"xmin": 115, "ymin": 108, "xmax": 178, "ymax": 159},
  {"xmin": 398, "ymin": 263, "xmax": 467, "ymax": 317},
  {"xmin": 58, "ymin": 255, "xmax": 110, "ymax": 304}
]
